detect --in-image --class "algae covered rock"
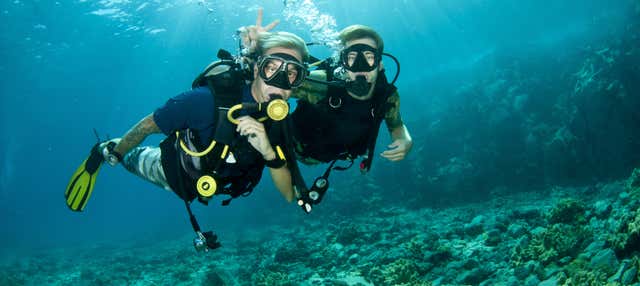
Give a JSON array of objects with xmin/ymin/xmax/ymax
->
[
  {"xmin": 252, "ymin": 270, "xmax": 292, "ymax": 286},
  {"xmin": 274, "ymin": 240, "xmax": 311, "ymax": 264},
  {"xmin": 609, "ymin": 210, "xmax": 640, "ymax": 257},
  {"xmin": 464, "ymin": 215, "xmax": 487, "ymax": 236},
  {"xmin": 456, "ymin": 266, "xmax": 494, "ymax": 285},
  {"xmin": 368, "ymin": 258, "xmax": 421, "ymax": 285},
  {"xmin": 512, "ymin": 223, "xmax": 590, "ymax": 266},
  {"xmin": 335, "ymin": 223, "xmax": 364, "ymax": 245},
  {"xmin": 627, "ymin": 168, "xmax": 640, "ymax": 193},
  {"xmin": 546, "ymin": 198, "xmax": 587, "ymax": 225},
  {"xmin": 589, "ymin": 248, "xmax": 619, "ymax": 275}
]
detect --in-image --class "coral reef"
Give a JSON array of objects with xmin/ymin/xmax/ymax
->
[
  {"xmin": 380, "ymin": 8, "xmax": 640, "ymax": 207},
  {"xmin": 4, "ymin": 176, "xmax": 640, "ymax": 285},
  {"xmin": 368, "ymin": 259, "xmax": 421, "ymax": 286},
  {"xmin": 546, "ymin": 198, "xmax": 587, "ymax": 225},
  {"xmin": 252, "ymin": 270, "xmax": 292, "ymax": 286}
]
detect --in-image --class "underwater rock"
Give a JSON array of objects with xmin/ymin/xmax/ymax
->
[
  {"xmin": 484, "ymin": 229, "xmax": 503, "ymax": 246},
  {"xmin": 252, "ymin": 270, "xmax": 292, "ymax": 286},
  {"xmin": 538, "ymin": 275, "xmax": 560, "ymax": 286},
  {"xmin": 334, "ymin": 223, "xmax": 364, "ymax": 245},
  {"xmin": 543, "ymin": 263, "xmax": 564, "ymax": 279},
  {"xmin": 319, "ymin": 242, "xmax": 346, "ymax": 264},
  {"xmin": 513, "ymin": 263, "xmax": 531, "ymax": 280},
  {"xmin": 564, "ymin": 268, "xmax": 609, "ymax": 285},
  {"xmin": 456, "ymin": 266, "xmax": 493, "ymax": 285},
  {"xmin": 589, "ymin": 248, "xmax": 619, "ymax": 275},
  {"xmin": 368, "ymin": 259, "xmax": 419, "ymax": 285},
  {"xmin": 330, "ymin": 271, "xmax": 373, "ymax": 286},
  {"xmin": 274, "ymin": 244, "xmax": 304, "ymax": 264},
  {"xmin": 609, "ymin": 210, "xmax": 640, "ymax": 256},
  {"xmin": 584, "ymin": 240, "xmax": 606, "ymax": 256},
  {"xmin": 347, "ymin": 254, "xmax": 359, "ymax": 265},
  {"xmin": 424, "ymin": 240, "xmax": 453, "ymax": 266},
  {"xmin": 464, "ymin": 215, "xmax": 486, "ymax": 236},
  {"xmin": 511, "ymin": 223, "xmax": 590, "ymax": 267},
  {"xmin": 589, "ymin": 217, "xmax": 606, "ymax": 236},
  {"xmin": 593, "ymin": 200, "xmax": 612, "ymax": 217},
  {"xmin": 507, "ymin": 223, "xmax": 527, "ymax": 238},
  {"xmin": 620, "ymin": 192, "xmax": 631, "ymax": 204},
  {"xmin": 609, "ymin": 259, "xmax": 632, "ymax": 283},
  {"xmin": 462, "ymin": 259, "xmax": 480, "ymax": 270},
  {"xmin": 621, "ymin": 262, "xmax": 638, "ymax": 284},
  {"xmin": 524, "ymin": 274, "xmax": 541, "ymax": 286},
  {"xmin": 546, "ymin": 198, "xmax": 587, "ymax": 225},
  {"xmin": 510, "ymin": 207, "xmax": 541, "ymax": 221},
  {"xmin": 628, "ymin": 168, "xmax": 640, "ymax": 192},
  {"xmin": 445, "ymin": 259, "xmax": 466, "ymax": 272},
  {"xmin": 203, "ymin": 271, "xmax": 227, "ymax": 286}
]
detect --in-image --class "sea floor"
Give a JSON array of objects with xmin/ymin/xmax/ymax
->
[{"xmin": 3, "ymin": 170, "xmax": 640, "ymax": 285}]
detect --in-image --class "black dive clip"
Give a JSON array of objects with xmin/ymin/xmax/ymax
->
[
  {"xmin": 296, "ymin": 159, "xmax": 342, "ymax": 213},
  {"xmin": 297, "ymin": 178, "xmax": 329, "ymax": 213}
]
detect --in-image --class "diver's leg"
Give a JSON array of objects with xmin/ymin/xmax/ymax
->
[{"xmin": 121, "ymin": 146, "xmax": 172, "ymax": 191}]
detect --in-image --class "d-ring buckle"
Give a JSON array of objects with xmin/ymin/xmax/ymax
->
[{"xmin": 329, "ymin": 96, "xmax": 342, "ymax": 109}]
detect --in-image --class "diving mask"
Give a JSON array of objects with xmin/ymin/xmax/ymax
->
[
  {"xmin": 340, "ymin": 43, "xmax": 380, "ymax": 72},
  {"xmin": 257, "ymin": 53, "xmax": 308, "ymax": 90}
]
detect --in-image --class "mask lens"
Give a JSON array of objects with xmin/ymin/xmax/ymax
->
[
  {"xmin": 260, "ymin": 57, "xmax": 285, "ymax": 80},
  {"xmin": 258, "ymin": 55, "xmax": 307, "ymax": 89},
  {"xmin": 346, "ymin": 52, "xmax": 358, "ymax": 67},
  {"xmin": 286, "ymin": 62, "xmax": 306, "ymax": 87},
  {"xmin": 363, "ymin": 51, "xmax": 376, "ymax": 66}
]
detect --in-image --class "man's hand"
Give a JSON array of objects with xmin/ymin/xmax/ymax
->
[
  {"xmin": 239, "ymin": 8, "xmax": 280, "ymax": 53},
  {"xmin": 380, "ymin": 138, "xmax": 412, "ymax": 162},
  {"xmin": 236, "ymin": 116, "xmax": 275, "ymax": 160}
]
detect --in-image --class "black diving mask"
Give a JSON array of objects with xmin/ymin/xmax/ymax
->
[
  {"xmin": 340, "ymin": 43, "xmax": 380, "ymax": 72},
  {"xmin": 257, "ymin": 53, "xmax": 308, "ymax": 90}
]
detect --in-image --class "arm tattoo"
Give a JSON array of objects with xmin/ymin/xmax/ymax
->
[
  {"xmin": 385, "ymin": 91, "xmax": 404, "ymax": 130},
  {"xmin": 115, "ymin": 114, "xmax": 160, "ymax": 155}
]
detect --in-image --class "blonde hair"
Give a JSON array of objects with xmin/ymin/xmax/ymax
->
[
  {"xmin": 338, "ymin": 25, "xmax": 384, "ymax": 54},
  {"xmin": 256, "ymin": 31, "xmax": 310, "ymax": 62}
]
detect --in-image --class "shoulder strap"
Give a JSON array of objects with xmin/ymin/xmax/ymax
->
[
  {"xmin": 360, "ymin": 70, "xmax": 398, "ymax": 172},
  {"xmin": 181, "ymin": 55, "xmax": 248, "ymax": 202}
]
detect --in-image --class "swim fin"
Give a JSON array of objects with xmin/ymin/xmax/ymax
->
[{"xmin": 65, "ymin": 142, "xmax": 104, "ymax": 211}]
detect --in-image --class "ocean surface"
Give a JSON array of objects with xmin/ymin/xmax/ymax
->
[{"xmin": 1, "ymin": 0, "xmax": 639, "ymax": 284}]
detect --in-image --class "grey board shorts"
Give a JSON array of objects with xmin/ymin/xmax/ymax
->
[{"xmin": 121, "ymin": 146, "xmax": 172, "ymax": 191}]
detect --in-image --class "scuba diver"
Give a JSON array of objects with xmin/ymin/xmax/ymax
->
[
  {"xmin": 240, "ymin": 18, "xmax": 413, "ymax": 213},
  {"xmin": 291, "ymin": 25, "xmax": 413, "ymax": 212},
  {"xmin": 64, "ymin": 30, "xmax": 310, "ymax": 252}
]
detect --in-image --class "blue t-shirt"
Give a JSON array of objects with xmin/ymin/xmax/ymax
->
[
  {"xmin": 153, "ymin": 85, "xmax": 265, "ymax": 201},
  {"xmin": 153, "ymin": 85, "xmax": 254, "ymax": 141}
]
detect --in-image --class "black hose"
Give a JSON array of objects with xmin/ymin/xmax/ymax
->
[{"xmin": 382, "ymin": 53, "xmax": 400, "ymax": 85}]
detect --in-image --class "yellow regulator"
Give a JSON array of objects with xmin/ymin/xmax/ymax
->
[
  {"xmin": 227, "ymin": 98, "xmax": 289, "ymax": 124},
  {"xmin": 265, "ymin": 98, "xmax": 288, "ymax": 121},
  {"xmin": 196, "ymin": 175, "xmax": 217, "ymax": 197}
]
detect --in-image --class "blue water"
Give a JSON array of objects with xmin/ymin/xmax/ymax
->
[{"xmin": 0, "ymin": 0, "xmax": 633, "ymax": 261}]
